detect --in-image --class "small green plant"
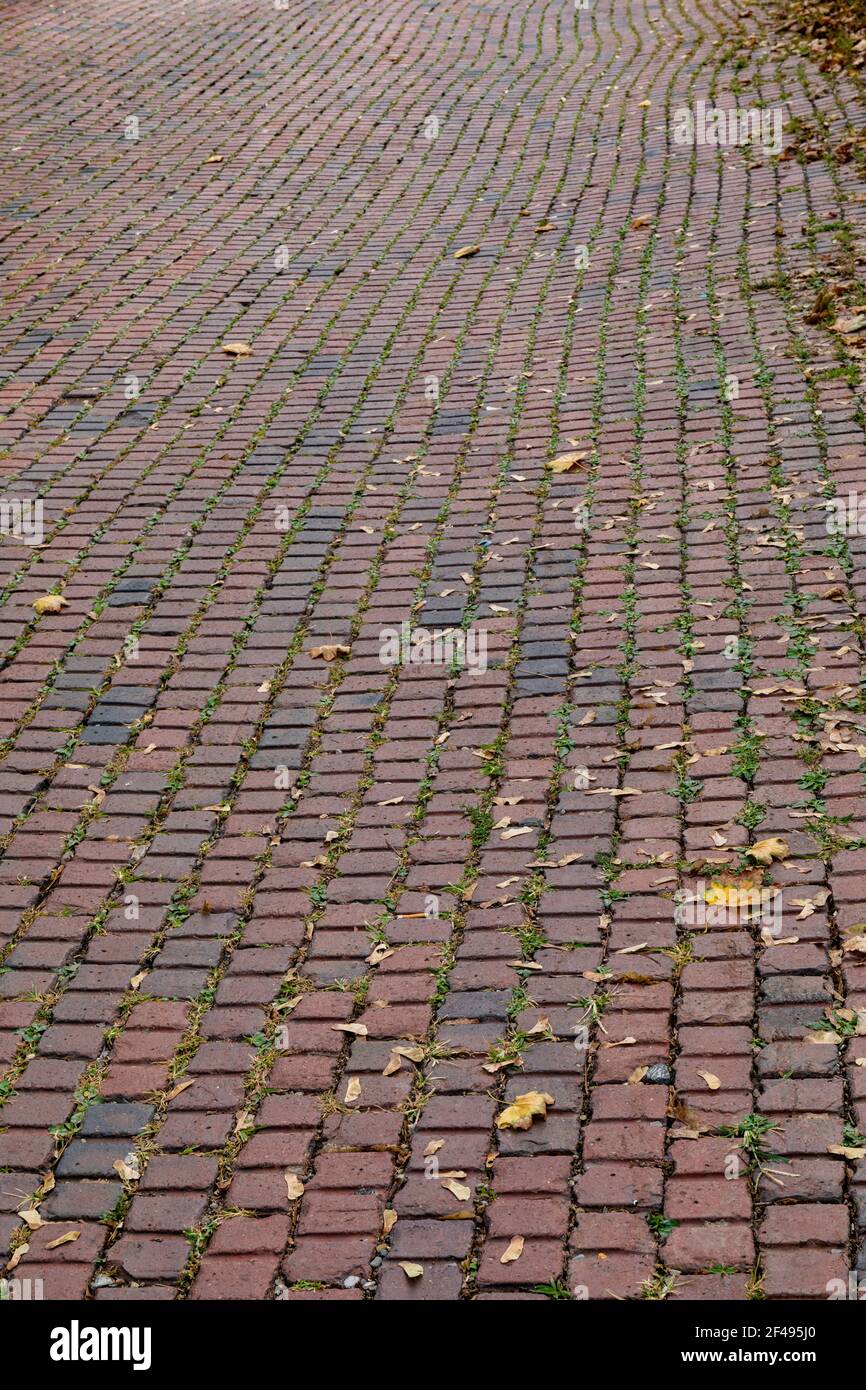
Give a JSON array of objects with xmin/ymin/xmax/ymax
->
[{"xmin": 647, "ymin": 1212, "xmax": 679, "ymax": 1240}]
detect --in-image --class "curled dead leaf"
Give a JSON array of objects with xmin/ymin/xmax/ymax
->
[
  {"xmin": 496, "ymin": 1090, "xmax": 554, "ymax": 1131},
  {"xmin": 308, "ymin": 644, "xmax": 350, "ymax": 662}
]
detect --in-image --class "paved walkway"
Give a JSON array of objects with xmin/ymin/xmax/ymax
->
[{"xmin": 2, "ymin": 0, "xmax": 866, "ymax": 1302}]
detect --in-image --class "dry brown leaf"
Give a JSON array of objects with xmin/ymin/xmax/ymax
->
[
  {"xmin": 112, "ymin": 1157, "xmax": 140, "ymax": 1183},
  {"xmin": 828, "ymin": 1144, "xmax": 866, "ymax": 1159},
  {"xmin": 500, "ymin": 1235, "xmax": 525, "ymax": 1264},
  {"xmin": 697, "ymin": 1070, "xmax": 721, "ymax": 1091},
  {"xmin": 331, "ymin": 1022, "xmax": 368, "ymax": 1037},
  {"xmin": 164, "ymin": 1079, "xmax": 194, "ymax": 1102},
  {"xmin": 308, "ymin": 644, "xmax": 350, "ymax": 661},
  {"xmin": 398, "ymin": 1261, "xmax": 424, "ymax": 1278},
  {"xmin": 18, "ymin": 1209, "xmax": 43, "ymax": 1231},
  {"xmin": 442, "ymin": 1178, "xmax": 471, "ymax": 1201},
  {"xmin": 344, "ymin": 1077, "xmax": 362, "ymax": 1104},
  {"xmin": 285, "ymin": 1173, "xmax": 305, "ymax": 1201},
  {"xmin": 453, "ymin": 244, "xmax": 480, "ymax": 260},
  {"xmin": 382, "ymin": 1209, "xmax": 398, "ymax": 1235},
  {"xmin": 6, "ymin": 1243, "xmax": 28, "ymax": 1270},
  {"xmin": 45, "ymin": 1231, "xmax": 80, "ymax": 1250}
]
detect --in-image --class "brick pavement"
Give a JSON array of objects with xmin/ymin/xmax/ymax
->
[{"xmin": 2, "ymin": 0, "xmax": 866, "ymax": 1303}]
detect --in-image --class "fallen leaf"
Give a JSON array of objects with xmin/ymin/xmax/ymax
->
[
  {"xmin": 500, "ymin": 1235, "xmax": 525, "ymax": 1264},
  {"xmin": 627, "ymin": 1066, "xmax": 648, "ymax": 1085},
  {"xmin": 331, "ymin": 1022, "xmax": 368, "ymax": 1037},
  {"xmin": 697, "ymin": 1070, "xmax": 721, "ymax": 1091},
  {"xmin": 496, "ymin": 1091, "xmax": 554, "ymax": 1131},
  {"xmin": 164, "ymin": 1079, "xmax": 194, "ymax": 1102},
  {"xmin": 33, "ymin": 595, "xmax": 69, "ymax": 615},
  {"xmin": 45, "ymin": 1231, "xmax": 80, "ymax": 1250},
  {"xmin": 547, "ymin": 450, "xmax": 589, "ymax": 473},
  {"xmin": 747, "ymin": 837, "xmax": 789, "ymax": 864},
  {"xmin": 828, "ymin": 1144, "xmax": 866, "ymax": 1159},
  {"xmin": 308, "ymin": 644, "xmax": 350, "ymax": 662},
  {"xmin": 18, "ymin": 1209, "xmax": 43, "ymax": 1231},
  {"xmin": 453, "ymin": 244, "xmax": 480, "ymax": 259},
  {"xmin": 382, "ymin": 1209, "xmax": 398, "ymax": 1235},
  {"xmin": 112, "ymin": 1157, "xmax": 140, "ymax": 1183},
  {"xmin": 398, "ymin": 1261, "xmax": 424, "ymax": 1279},
  {"xmin": 221, "ymin": 341, "xmax": 252, "ymax": 356},
  {"xmin": 344, "ymin": 1077, "xmax": 362, "ymax": 1104},
  {"xmin": 285, "ymin": 1173, "xmax": 305, "ymax": 1200},
  {"xmin": 442, "ymin": 1178, "xmax": 472, "ymax": 1201}
]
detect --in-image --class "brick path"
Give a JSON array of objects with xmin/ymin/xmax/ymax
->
[{"xmin": 2, "ymin": 0, "xmax": 866, "ymax": 1304}]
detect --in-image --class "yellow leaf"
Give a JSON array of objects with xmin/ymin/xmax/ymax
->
[
  {"xmin": 331, "ymin": 1022, "xmax": 368, "ymax": 1037},
  {"xmin": 496, "ymin": 1091, "xmax": 555, "ymax": 1131},
  {"xmin": 547, "ymin": 450, "xmax": 589, "ymax": 474},
  {"xmin": 442, "ymin": 1178, "xmax": 471, "ymax": 1201},
  {"xmin": 221, "ymin": 341, "xmax": 251, "ymax": 356},
  {"xmin": 33, "ymin": 595, "xmax": 69, "ymax": 615},
  {"xmin": 18, "ymin": 1209, "xmax": 43, "ymax": 1231},
  {"xmin": 398, "ymin": 1261, "xmax": 424, "ymax": 1279},
  {"xmin": 828, "ymin": 1144, "xmax": 866, "ymax": 1159},
  {"xmin": 747, "ymin": 837, "xmax": 789, "ymax": 865},
  {"xmin": 627, "ymin": 1066, "xmax": 648, "ymax": 1085},
  {"xmin": 285, "ymin": 1173, "xmax": 305, "ymax": 1200},
  {"xmin": 500, "ymin": 1235, "xmax": 524, "ymax": 1264},
  {"xmin": 453, "ymin": 244, "xmax": 480, "ymax": 260},
  {"xmin": 382, "ymin": 1209, "xmax": 398, "ymax": 1235}
]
